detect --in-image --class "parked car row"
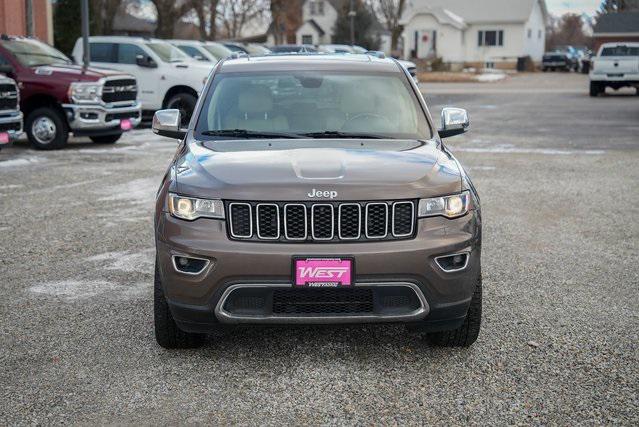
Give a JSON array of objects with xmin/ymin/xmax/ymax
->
[
  {"xmin": 542, "ymin": 45, "xmax": 591, "ymax": 73},
  {"xmin": 0, "ymin": 34, "xmax": 141, "ymax": 150},
  {"xmin": 0, "ymin": 33, "xmax": 420, "ymax": 150}
]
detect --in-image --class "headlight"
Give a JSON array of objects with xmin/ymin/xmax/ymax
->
[
  {"xmin": 418, "ymin": 191, "xmax": 470, "ymax": 218},
  {"xmin": 68, "ymin": 82, "xmax": 102, "ymax": 103},
  {"xmin": 168, "ymin": 193, "xmax": 225, "ymax": 220}
]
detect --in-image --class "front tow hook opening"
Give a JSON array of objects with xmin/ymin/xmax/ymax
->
[
  {"xmin": 434, "ymin": 252, "xmax": 470, "ymax": 273},
  {"xmin": 171, "ymin": 255, "xmax": 210, "ymax": 275}
]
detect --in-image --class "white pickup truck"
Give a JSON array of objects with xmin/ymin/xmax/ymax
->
[
  {"xmin": 0, "ymin": 74, "xmax": 23, "ymax": 149},
  {"xmin": 73, "ymin": 37, "xmax": 214, "ymax": 124},
  {"xmin": 589, "ymin": 42, "xmax": 639, "ymax": 96}
]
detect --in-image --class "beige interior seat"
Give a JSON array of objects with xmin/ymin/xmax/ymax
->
[{"xmin": 223, "ymin": 84, "xmax": 288, "ymax": 131}]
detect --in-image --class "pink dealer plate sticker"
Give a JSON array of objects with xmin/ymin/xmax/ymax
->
[
  {"xmin": 294, "ymin": 258, "xmax": 353, "ymax": 287},
  {"xmin": 120, "ymin": 118, "xmax": 132, "ymax": 131},
  {"xmin": 0, "ymin": 132, "xmax": 9, "ymax": 144}
]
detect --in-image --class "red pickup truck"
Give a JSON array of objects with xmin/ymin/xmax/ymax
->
[{"xmin": 0, "ymin": 35, "xmax": 141, "ymax": 149}]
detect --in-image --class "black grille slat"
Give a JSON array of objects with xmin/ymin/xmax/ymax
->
[
  {"xmin": 102, "ymin": 79, "xmax": 137, "ymax": 103},
  {"xmin": 339, "ymin": 204, "xmax": 361, "ymax": 239},
  {"xmin": 0, "ymin": 83, "xmax": 18, "ymax": 110},
  {"xmin": 229, "ymin": 203, "xmax": 252, "ymax": 238},
  {"xmin": 392, "ymin": 202, "xmax": 414, "ymax": 236},
  {"xmin": 272, "ymin": 288, "xmax": 374, "ymax": 315},
  {"xmin": 284, "ymin": 204, "xmax": 306, "ymax": 240},
  {"xmin": 227, "ymin": 200, "xmax": 415, "ymax": 242},
  {"xmin": 312, "ymin": 205, "xmax": 334, "ymax": 240},
  {"xmin": 257, "ymin": 204, "xmax": 279, "ymax": 239},
  {"xmin": 366, "ymin": 204, "xmax": 388, "ymax": 238}
]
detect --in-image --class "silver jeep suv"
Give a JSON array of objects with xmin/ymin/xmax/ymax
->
[{"xmin": 152, "ymin": 54, "xmax": 482, "ymax": 349}]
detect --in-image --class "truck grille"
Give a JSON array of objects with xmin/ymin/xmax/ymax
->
[
  {"xmin": 0, "ymin": 83, "xmax": 18, "ymax": 111},
  {"xmin": 102, "ymin": 78, "xmax": 137, "ymax": 103},
  {"xmin": 226, "ymin": 200, "xmax": 416, "ymax": 243}
]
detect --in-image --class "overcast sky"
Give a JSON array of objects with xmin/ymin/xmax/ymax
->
[{"xmin": 545, "ymin": 0, "xmax": 601, "ymax": 16}]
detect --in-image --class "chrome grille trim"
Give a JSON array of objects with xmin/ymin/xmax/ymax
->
[
  {"xmin": 256, "ymin": 203, "xmax": 280, "ymax": 240},
  {"xmin": 283, "ymin": 203, "xmax": 307, "ymax": 240},
  {"xmin": 226, "ymin": 200, "xmax": 416, "ymax": 242},
  {"xmin": 392, "ymin": 201, "xmax": 415, "ymax": 237},
  {"xmin": 228, "ymin": 202, "xmax": 253, "ymax": 238},
  {"xmin": 338, "ymin": 203, "xmax": 361, "ymax": 240},
  {"xmin": 365, "ymin": 203, "xmax": 388, "ymax": 239},
  {"xmin": 311, "ymin": 204, "xmax": 334, "ymax": 240}
]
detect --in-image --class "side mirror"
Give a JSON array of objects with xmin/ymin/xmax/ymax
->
[
  {"xmin": 152, "ymin": 109, "xmax": 186, "ymax": 140},
  {"xmin": 0, "ymin": 64, "xmax": 14, "ymax": 75},
  {"xmin": 439, "ymin": 107, "xmax": 469, "ymax": 138},
  {"xmin": 135, "ymin": 54, "xmax": 157, "ymax": 68}
]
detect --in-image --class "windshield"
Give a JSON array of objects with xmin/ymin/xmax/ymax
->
[
  {"xmin": 203, "ymin": 43, "xmax": 233, "ymax": 60},
  {"xmin": 601, "ymin": 46, "xmax": 639, "ymax": 56},
  {"xmin": 147, "ymin": 42, "xmax": 189, "ymax": 62},
  {"xmin": 195, "ymin": 71, "xmax": 431, "ymax": 141},
  {"xmin": 1, "ymin": 39, "xmax": 71, "ymax": 67}
]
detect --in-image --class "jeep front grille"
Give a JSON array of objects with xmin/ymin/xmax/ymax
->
[
  {"xmin": 102, "ymin": 78, "xmax": 137, "ymax": 103},
  {"xmin": 226, "ymin": 200, "xmax": 416, "ymax": 243},
  {"xmin": 0, "ymin": 83, "xmax": 18, "ymax": 111}
]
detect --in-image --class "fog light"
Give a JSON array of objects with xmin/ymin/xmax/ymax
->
[
  {"xmin": 172, "ymin": 255, "xmax": 210, "ymax": 275},
  {"xmin": 435, "ymin": 253, "xmax": 469, "ymax": 272}
]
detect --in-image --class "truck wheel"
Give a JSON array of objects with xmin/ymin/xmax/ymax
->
[
  {"xmin": 154, "ymin": 258, "xmax": 205, "ymax": 349},
  {"xmin": 590, "ymin": 82, "xmax": 603, "ymax": 97},
  {"xmin": 90, "ymin": 134, "xmax": 122, "ymax": 144},
  {"xmin": 426, "ymin": 274, "xmax": 482, "ymax": 347},
  {"xmin": 25, "ymin": 107, "xmax": 68, "ymax": 150},
  {"xmin": 166, "ymin": 92, "xmax": 197, "ymax": 127}
]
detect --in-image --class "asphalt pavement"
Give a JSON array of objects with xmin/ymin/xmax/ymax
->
[{"xmin": 0, "ymin": 72, "xmax": 637, "ymax": 424}]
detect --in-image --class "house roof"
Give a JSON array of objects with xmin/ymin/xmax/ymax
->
[
  {"xmin": 593, "ymin": 12, "xmax": 639, "ymax": 34},
  {"xmin": 400, "ymin": 0, "xmax": 546, "ymax": 26}
]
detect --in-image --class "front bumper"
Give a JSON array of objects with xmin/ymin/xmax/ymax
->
[
  {"xmin": 156, "ymin": 210, "xmax": 481, "ymax": 332},
  {"xmin": 0, "ymin": 111, "xmax": 23, "ymax": 143},
  {"xmin": 62, "ymin": 102, "xmax": 141, "ymax": 135}
]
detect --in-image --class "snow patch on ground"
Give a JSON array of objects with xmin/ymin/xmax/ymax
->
[
  {"xmin": 476, "ymin": 73, "xmax": 507, "ymax": 82},
  {"xmin": 85, "ymin": 248, "xmax": 155, "ymax": 273},
  {"xmin": 95, "ymin": 177, "xmax": 158, "ymax": 205},
  {"xmin": 29, "ymin": 280, "xmax": 151, "ymax": 301},
  {"xmin": 0, "ymin": 157, "xmax": 44, "ymax": 168}
]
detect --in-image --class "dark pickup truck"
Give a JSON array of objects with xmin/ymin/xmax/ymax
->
[{"xmin": 0, "ymin": 35, "xmax": 141, "ymax": 149}]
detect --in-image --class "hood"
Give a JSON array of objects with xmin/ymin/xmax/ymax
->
[
  {"xmin": 31, "ymin": 64, "xmax": 132, "ymax": 82},
  {"xmin": 175, "ymin": 140, "xmax": 462, "ymax": 201}
]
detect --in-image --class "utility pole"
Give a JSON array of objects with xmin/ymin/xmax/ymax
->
[
  {"xmin": 81, "ymin": 0, "xmax": 90, "ymax": 68},
  {"xmin": 348, "ymin": 0, "xmax": 356, "ymax": 46},
  {"xmin": 25, "ymin": 0, "xmax": 34, "ymax": 36}
]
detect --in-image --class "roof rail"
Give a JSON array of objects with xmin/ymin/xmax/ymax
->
[{"xmin": 365, "ymin": 51, "xmax": 385, "ymax": 59}]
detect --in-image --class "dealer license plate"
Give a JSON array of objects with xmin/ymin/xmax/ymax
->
[{"xmin": 293, "ymin": 257, "xmax": 354, "ymax": 288}]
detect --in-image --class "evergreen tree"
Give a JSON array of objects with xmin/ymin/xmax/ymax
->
[
  {"xmin": 53, "ymin": 0, "xmax": 82, "ymax": 56},
  {"xmin": 599, "ymin": 0, "xmax": 639, "ymax": 13}
]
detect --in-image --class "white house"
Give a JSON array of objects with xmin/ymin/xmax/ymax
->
[
  {"xmin": 400, "ymin": 0, "xmax": 547, "ymax": 68},
  {"xmin": 296, "ymin": 0, "xmax": 342, "ymax": 45}
]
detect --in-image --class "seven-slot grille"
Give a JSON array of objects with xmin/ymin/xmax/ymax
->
[
  {"xmin": 227, "ymin": 200, "xmax": 416, "ymax": 243},
  {"xmin": 0, "ymin": 83, "xmax": 18, "ymax": 111},
  {"xmin": 102, "ymin": 78, "xmax": 137, "ymax": 103}
]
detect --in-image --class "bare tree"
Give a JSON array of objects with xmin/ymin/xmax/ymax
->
[
  {"xmin": 151, "ymin": 0, "xmax": 194, "ymax": 38},
  {"xmin": 192, "ymin": 0, "xmax": 220, "ymax": 40},
  {"xmin": 372, "ymin": 0, "xmax": 406, "ymax": 52},
  {"xmin": 90, "ymin": 0, "xmax": 123, "ymax": 35},
  {"xmin": 546, "ymin": 14, "xmax": 591, "ymax": 50},
  {"xmin": 218, "ymin": 0, "xmax": 267, "ymax": 39}
]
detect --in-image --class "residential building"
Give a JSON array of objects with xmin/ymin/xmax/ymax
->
[
  {"xmin": 399, "ymin": 0, "xmax": 547, "ymax": 68},
  {"xmin": 592, "ymin": 12, "xmax": 639, "ymax": 51}
]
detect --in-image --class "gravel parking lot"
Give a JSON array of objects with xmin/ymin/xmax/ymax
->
[{"xmin": 1, "ymin": 72, "xmax": 637, "ymax": 424}]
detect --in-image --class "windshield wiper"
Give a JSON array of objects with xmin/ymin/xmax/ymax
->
[
  {"xmin": 299, "ymin": 131, "xmax": 388, "ymax": 139},
  {"xmin": 201, "ymin": 129, "xmax": 302, "ymax": 139}
]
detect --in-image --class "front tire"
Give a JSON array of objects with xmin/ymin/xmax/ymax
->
[
  {"xmin": 154, "ymin": 259, "xmax": 205, "ymax": 349},
  {"xmin": 426, "ymin": 274, "xmax": 482, "ymax": 347},
  {"xmin": 165, "ymin": 92, "xmax": 197, "ymax": 127},
  {"xmin": 590, "ymin": 82, "xmax": 603, "ymax": 97},
  {"xmin": 90, "ymin": 133, "xmax": 122, "ymax": 144},
  {"xmin": 25, "ymin": 107, "xmax": 68, "ymax": 150}
]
